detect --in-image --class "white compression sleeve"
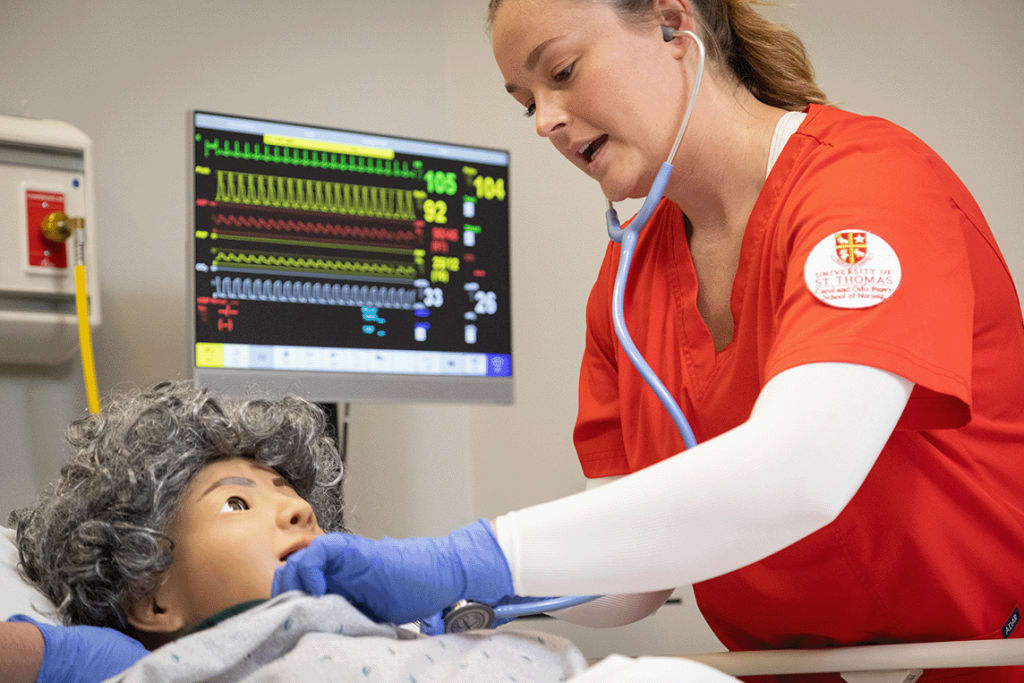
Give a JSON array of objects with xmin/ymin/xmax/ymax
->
[
  {"xmin": 546, "ymin": 590, "xmax": 675, "ymax": 627},
  {"xmin": 494, "ymin": 362, "xmax": 913, "ymax": 596},
  {"xmin": 544, "ymin": 475, "xmax": 673, "ymax": 627}
]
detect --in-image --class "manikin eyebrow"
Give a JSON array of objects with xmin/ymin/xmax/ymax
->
[
  {"xmin": 504, "ymin": 35, "xmax": 565, "ymax": 94},
  {"xmin": 199, "ymin": 474, "xmax": 289, "ymax": 500},
  {"xmin": 200, "ymin": 477, "xmax": 255, "ymax": 500}
]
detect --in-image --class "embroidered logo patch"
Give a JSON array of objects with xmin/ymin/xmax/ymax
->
[{"xmin": 803, "ymin": 230, "xmax": 901, "ymax": 308}]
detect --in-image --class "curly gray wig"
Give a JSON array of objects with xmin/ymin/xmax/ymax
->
[{"xmin": 8, "ymin": 381, "xmax": 344, "ymax": 631}]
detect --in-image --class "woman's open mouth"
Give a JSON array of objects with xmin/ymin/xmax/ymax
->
[{"xmin": 578, "ymin": 134, "xmax": 608, "ymax": 164}]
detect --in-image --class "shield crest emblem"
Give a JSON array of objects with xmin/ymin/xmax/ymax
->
[{"xmin": 835, "ymin": 231, "xmax": 867, "ymax": 264}]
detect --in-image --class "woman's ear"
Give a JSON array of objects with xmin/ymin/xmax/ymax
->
[
  {"xmin": 654, "ymin": 0, "xmax": 699, "ymax": 61},
  {"xmin": 124, "ymin": 576, "xmax": 187, "ymax": 636},
  {"xmin": 655, "ymin": 0, "xmax": 697, "ymax": 36}
]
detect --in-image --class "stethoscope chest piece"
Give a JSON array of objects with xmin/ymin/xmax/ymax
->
[{"xmin": 443, "ymin": 600, "xmax": 495, "ymax": 633}]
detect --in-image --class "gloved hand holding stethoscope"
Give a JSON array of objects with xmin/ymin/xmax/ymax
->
[
  {"xmin": 272, "ymin": 518, "xmax": 602, "ymax": 634},
  {"xmin": 272, "ymin": 519, "xmax": 516, "ymax": 631}
]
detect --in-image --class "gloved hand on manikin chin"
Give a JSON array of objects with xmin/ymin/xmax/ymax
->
[{"xmin": 271, "ymin": 519, "xmax": 514, "ymax": 626}]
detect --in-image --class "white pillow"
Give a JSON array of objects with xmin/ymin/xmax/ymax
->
[{"xmin": 1, "ymin": 525, "xmax": 59, "ymax": 624}]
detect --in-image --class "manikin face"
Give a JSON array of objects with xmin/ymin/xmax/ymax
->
[
  {"xmin": 157, "ymin": 458, "xmax": 324, "ymax": 631},
  {"xmin": 491, "ymin": 0, "xmax": 691, "ymax": 202}
]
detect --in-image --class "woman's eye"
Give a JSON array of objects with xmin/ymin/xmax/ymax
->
[
  {"xmin": 523, "ymin": 103, "xmax": 536, "ymax": 118},
  {"xmin": 552, "ymin": 62, "xmax": 575, "ymax": 82},
  {"xmin": 221, "ymin": 496, "xmax": 249, "ymax": 512}
]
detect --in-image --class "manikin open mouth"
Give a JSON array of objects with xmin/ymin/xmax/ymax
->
[
  {"xmin": 578, "ymin": 134, "xmax": 608, "ymax": 163},
  {"xmin": 279, "ymin": 543, "xmax": 308, "ymax": 562}
]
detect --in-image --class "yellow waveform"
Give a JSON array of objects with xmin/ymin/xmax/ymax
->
[
  {"xmin": 214, "ymin": 170, "xmax": 417, "ymax": 220},
  {"xmin": 213, "ymin": 251, "xmax": 417, "ymax": 278}
]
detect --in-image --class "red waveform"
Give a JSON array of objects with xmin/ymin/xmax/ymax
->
[{"xmin": 211, "ymin": 213, "xmax": 419, "ymax": 243}]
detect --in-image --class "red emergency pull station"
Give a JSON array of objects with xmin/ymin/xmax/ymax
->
[{"xmin": 25, "ymin": 190, "xmax": 68, "ymax": 269}]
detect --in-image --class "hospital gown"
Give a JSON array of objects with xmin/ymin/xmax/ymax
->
[{"xmin": 108, "ymin": 591, "xmax": 587, "ymax": 682}]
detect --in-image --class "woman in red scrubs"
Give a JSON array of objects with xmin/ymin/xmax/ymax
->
[{"xmin": 275, "ymin": 2, "xmax": 1024, "ymax": 679}]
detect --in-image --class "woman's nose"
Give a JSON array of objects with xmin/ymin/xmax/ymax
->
[
  {"xmin": 277, "ymin": 495, "xmax": 316, "ymax": 530},
  {"xmin": 534, "ymin": 94, "xmax": 568, "ymax": 139}
]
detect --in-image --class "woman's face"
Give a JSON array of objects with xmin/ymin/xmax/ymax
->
[{"xmin": 491, "ymin": 0, "xmax": 690, "ymax": 202}]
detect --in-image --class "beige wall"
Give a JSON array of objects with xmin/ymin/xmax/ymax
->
[{"xmin": 1, "ymin": 0, "xmax": 1021, "ymax": 659}]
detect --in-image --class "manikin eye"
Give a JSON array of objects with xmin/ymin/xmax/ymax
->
[{"xmin": 221, "ymin": 496, "xmax": 249, "ymax": 512}]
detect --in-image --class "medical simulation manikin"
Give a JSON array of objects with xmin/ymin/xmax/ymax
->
[{"xmin": 2, "ymin": 381, "xmax": 344, "ymax": 681}]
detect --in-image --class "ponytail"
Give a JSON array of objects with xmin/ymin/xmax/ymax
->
[{"xmin": 690, "ymin": 0, "xmax": 829, "ymax": 110}]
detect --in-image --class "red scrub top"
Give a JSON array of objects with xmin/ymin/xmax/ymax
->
[{"xmin": 574, "ymin": 105, "xmax": 1024, "ymax": 681}]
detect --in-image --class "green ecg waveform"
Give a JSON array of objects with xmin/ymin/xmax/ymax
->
[
  {"xmin": 202, "ymin": 138, "xmax": 421, "ymax": 179},
  {"xmin": 212, "ymin": 250, "xmax": 418, "ymax": 278},
  {"xmin": 214, "ymin": 170, "xmax": 418, "ymax": 220}
]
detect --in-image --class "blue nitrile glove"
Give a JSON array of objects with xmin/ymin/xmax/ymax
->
[
  {"xmin": 272, "ymin": 519, "xmax": 514, "ymax": 626},
  {"xmin": 7, "ymin": 615, "xmax": 148, "ymax": 682},
  {"xmin": 417, "ymin": 611, "xmax": 446, "ymax": 636}
]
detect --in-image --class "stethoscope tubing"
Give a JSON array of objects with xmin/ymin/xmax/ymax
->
[
  {"xmin": 494, "ymin": 594, "xmax": 602, "ymax": 620},
  {"xmin": 604, "ymin": 29, "xmax": 705, "ymax": 449},
  {"xmin": 606, "ymin": 163, "xmax": 698, "ymax": 450}
]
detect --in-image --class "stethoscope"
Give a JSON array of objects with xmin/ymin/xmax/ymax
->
[{"xmin": 442, "ymin": 26, "xmax": 705, "ymax": 634}]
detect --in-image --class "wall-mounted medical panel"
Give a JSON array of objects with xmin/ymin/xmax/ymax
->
[{"xmin": 0, "ymin": 116, "xmax": 99, "ymax": 365}]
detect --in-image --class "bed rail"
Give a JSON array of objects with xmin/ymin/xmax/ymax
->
[{"xmin": 683, "ymin": 638, "xmax": 1024, "ymax": 683}]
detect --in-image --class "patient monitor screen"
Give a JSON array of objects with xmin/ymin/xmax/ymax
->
[{"xmin": 190, "ymin": 112, "xmax": 512, "ymax": 383}]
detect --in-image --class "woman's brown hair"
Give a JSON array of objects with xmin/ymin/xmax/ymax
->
[{"xmin": 487, "ymin": 0, "xmax": 829, "ymax": 110}]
